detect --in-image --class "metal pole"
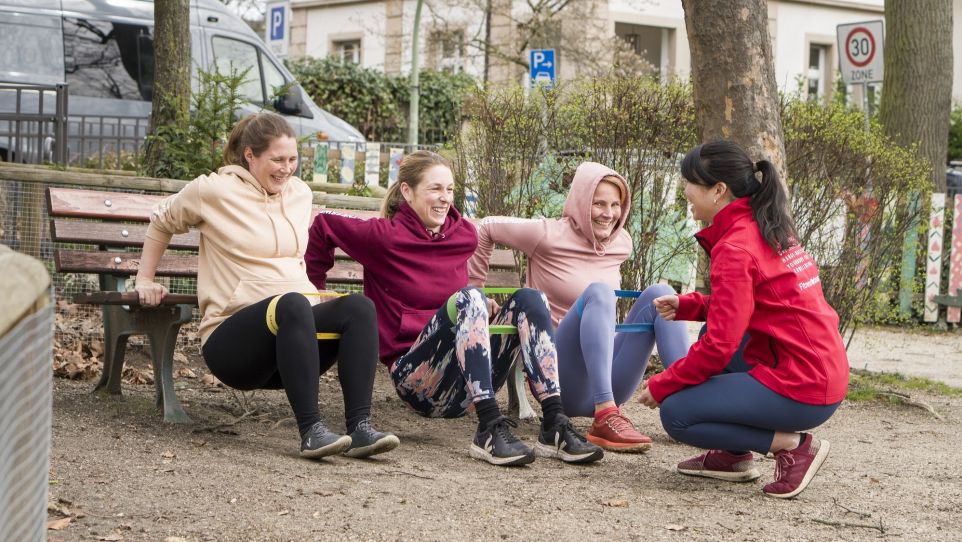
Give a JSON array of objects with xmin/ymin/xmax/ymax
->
[{"xmin": 407, "ymin": 0, "xmax": 424, "ymax": 146}]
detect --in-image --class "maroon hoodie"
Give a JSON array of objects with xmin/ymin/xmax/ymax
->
[{"xmin": 305, "ymin": 202, "xmax": 478, "ymax": 364}]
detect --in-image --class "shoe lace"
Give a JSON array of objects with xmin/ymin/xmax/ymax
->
[
  {"xmin": 491, "ymin": 416, "xmax": 521, "ymax": 444},
  {"xmin": 774, "ymin": 451, "xmax": 796, "ymax": 480},
  {"xmin": 353, "ymin": 418, "xmax": 373, "ymax": 433},
  {"xmin": 605, "ymin": 414, "xmax": 636, "ymax": 435},
  {"xmin": 557, "ymin": 420, "xmax": 587, "ymax": 443}
]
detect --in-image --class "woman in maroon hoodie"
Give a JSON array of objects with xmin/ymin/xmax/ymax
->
[
  {"xmin": 639, "ymin": 140, "xmax": 849, "ymax": 499},
  {"xmin": 306, "ymin": 150, "xmax": 602, "ymax": 467}
]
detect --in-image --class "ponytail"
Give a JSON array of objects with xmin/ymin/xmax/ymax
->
[
  {"xmin": 680, "ymin": 140, "xmax": 797, "ymax": 251},
  {"xmin": 381, "ymin": 182, "xmax": 404, "ymax": 219},
  {"xmin": 749, "ymin": 159, "xmax": 797, "ymax": 252}
]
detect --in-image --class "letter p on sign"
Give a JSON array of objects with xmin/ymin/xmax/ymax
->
[{"xmin": 265, "ymin": 2, "xmax": 290, "ymax": 57}]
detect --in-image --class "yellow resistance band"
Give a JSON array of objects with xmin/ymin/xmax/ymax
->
[{"xmin": 266, "ymin": 292, "xmax": 348, "ymax": 340}]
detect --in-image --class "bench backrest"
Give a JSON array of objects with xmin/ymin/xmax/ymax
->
[{"xmin": 47, "ymin": 187, "xmax": 522, "ymax": 288}]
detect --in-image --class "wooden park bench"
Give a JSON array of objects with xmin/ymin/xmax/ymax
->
[{"xmin": 46, "ymin": 186, "xmax": 527, "ymax": 423}]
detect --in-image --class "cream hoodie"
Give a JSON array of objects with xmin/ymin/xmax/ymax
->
[
  {"xmin": 145, "ymin": 165, "xmax": 318, "ymax": 344},
  {"xmin": 468, "ymin": 162, "xmax": 632, "ymax": 326}
]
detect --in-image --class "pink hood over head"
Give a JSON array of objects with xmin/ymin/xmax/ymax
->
[{"xmin": 563, "ymin": 162, "xmax": 631, "ymax": 255}]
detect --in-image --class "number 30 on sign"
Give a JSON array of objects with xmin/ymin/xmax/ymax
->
[{"xmin": 836, "ymin": 20, "xmax": 884, "ymax": 85}]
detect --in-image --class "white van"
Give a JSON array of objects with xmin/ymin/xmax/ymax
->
[{"xmin": 0, "ymin": 0, "xmax": 362, "ymax": 162}]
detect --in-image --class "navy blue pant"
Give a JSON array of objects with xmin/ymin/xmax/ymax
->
[{"xmin": 658, "ymin": 327, "xmax": 840, "ymax": 453}]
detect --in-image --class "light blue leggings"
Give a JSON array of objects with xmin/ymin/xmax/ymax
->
[{"xmin": 556, "ymin": 282, "xmax": 691, "ymax": 417}]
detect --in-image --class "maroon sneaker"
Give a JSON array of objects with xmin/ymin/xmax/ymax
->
[
  {"xmin": 676, "ymin": 449, "xmax": 761, "ymax": 482},
  {"xmin": 763, "ymin": 433, "xmax": 831, "ymax": 499}
]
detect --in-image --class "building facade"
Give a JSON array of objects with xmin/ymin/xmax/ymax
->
[{"xmin": 288, "ymin": 0, "xmax": 962, "ymax": 103}]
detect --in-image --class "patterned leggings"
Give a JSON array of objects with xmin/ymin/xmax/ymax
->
[{"xmin": 389, "ymin": 287, "xmax": 561, "ymax": 418}]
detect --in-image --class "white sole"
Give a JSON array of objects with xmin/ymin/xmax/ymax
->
[
  {"xmin": 300, "ymin": 435, "xmax": 352, "ymax": 459},
  {"xmin": 765, "ymin": 439, "xmax": 831, "ymax": 499},
  {"xmin": 344, "ymin": 434, "xmax": 401, "ymax": 458},
  {"xmin": 534, "ymin": 442, "xmax": 603, "ymax": 464},
  {"xmin": 676, "ymin": 465, "xmax": 762, "ymax": 482},
  {"xmin": 469, "ymin": 443, "xmax": 535, "ymax": 466}
]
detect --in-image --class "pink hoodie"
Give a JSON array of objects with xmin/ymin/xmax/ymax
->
[{"xmin": 468, "ymin": 162, "xmax": 632, "ymax": 326}]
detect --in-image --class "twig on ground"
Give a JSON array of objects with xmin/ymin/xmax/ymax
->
[
  {"xmin": 192, "ymin": 410, "xmax": 264, "ymax": 433},
  {"xmin": 270, "ymin": 416, "xmax": 296, "ymax": 430},
  {"xmin": 813, "ymin": 518, "xmax": 886, "ymax": 533},
  {"xmin": 832, "ymin": 497, "xmax": 873, "ymax": 518},
  {"xmin": 383, "ymin": 469, "xmax": 436, "ymax": 480},
  {"xmin": 716, "ymin": 522, "xmax": 736, "ymax": 533},
  {"xmin": 878, "ymin": 391, "xmax": 944, "ymax": 420}
]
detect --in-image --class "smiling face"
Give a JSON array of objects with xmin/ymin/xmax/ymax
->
[
  {"xmin": 590, "ymin": 180, "xmax": 623, "ymax": 242},
  {"xmin": 245, "ymin": 135, "xmax": 298, "ymax": 195},
  {"xmin": 400, "ymin": 164, "xmax": 455, "ymax": 232},
  {"xmin": 684, "ymin": 180, "xmax": 730, "ymax": 223}
]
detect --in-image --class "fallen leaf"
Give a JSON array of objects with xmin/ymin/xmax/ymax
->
[
  {"xmin": 314, "ymin": 490, "xmax": 334, "ymax": 497},
  {"xmin": 160, "ymin": 451, "xmax": 176, "ymax": 459},
  {"xmin": 277, "ymin": 510, "xmax": 289, "ymax": 516},
  {"xmin": 665, "ymin": 524, "xmax": 685, "ymax": 531},
  {"xmin": 312, "ymin": 511, "xmax": 321, "ymax": 519},
  {"xmin": 200, "ymin": 373, "xmax": 222, "ymax": 387},
  {"xmin": 602, "ymin": 499, "xmax": 629, "ymax": 508},
  {"xmin": 47, "ymin": 517, "xmax": 73, "ymax": 530},
  {"xmin": 174, "ymin": 367, "xmax": 196, "ymax": 379},
  {"xmin": 164, "ymin": 537, "xmax": 190, "ymax": 542}
]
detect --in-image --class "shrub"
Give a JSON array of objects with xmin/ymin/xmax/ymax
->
[{"xmin": 949, "ymin": 102, "xmax": 962, "ymax": 163}]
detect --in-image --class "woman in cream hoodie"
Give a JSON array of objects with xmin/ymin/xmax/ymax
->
[
  {"xmin": 134, "ymin": 112, "xmax": 398, "ymax": 459},
  {"xmin": 469, "ymin": 162, "xmax": 690, "ymax": 452}
]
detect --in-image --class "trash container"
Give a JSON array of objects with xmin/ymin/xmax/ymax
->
[{"xmin": 0, "ymin": 245, "xmax": 54, "ymax": 541}]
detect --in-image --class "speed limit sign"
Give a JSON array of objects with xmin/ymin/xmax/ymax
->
[{"xmin": 837, "ymin": 20, "xmax": 884, "ymax": 84}]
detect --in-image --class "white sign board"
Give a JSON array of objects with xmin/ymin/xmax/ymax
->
[
  {"xmin": 265, "ymin": 1, "xmax": 290, "ymax": 58},
  {"xmin": 837, "ymin": 20, "xmax": 884, "ymax": 84}
]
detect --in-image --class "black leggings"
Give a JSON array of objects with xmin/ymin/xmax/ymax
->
[{"xmin": 202, "ymin": 293, "xmax": 378, "ymax": 435}]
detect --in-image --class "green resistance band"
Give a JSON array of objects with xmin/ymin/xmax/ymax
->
[{"xmin": 445, "ymin": 287, "xmax": 521, "ymax": 335}]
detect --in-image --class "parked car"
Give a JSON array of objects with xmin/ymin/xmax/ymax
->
[
  {"xmin": 0, "ymin": 0, "xmax": 362, "ymax": 164},
  {"xmin": 948, "ymin": 161, "xmax": 962, "ymax": 199}
]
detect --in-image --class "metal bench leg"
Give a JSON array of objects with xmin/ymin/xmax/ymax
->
[
  {"xmin": 94, "ymin": 305, "xmax": 130, "ymax": 395},
  {"xmin": 506, "ymin": 356, "xmax": 538, "ymax": 420},
  {"xmin": 143, "ymin": 305, "xmax": 193, "ymax": 424}
]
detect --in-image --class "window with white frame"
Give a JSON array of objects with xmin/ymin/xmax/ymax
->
[
  {"xmin": 333, "ymin": 39, "xmax": 361, "ymax": 64},
  {"xmin": 429, "ymin": 29, "xmax": 465, "ymax": 72},
  {"xmin": 807, "ymin": 44, "xmax": 829, "ymax": 100}
]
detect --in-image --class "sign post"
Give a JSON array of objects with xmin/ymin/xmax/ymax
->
[
  {"xmin": 265, "ymin": 1, "xmax": 290, "ymax": 58},
  {"xmin": 529, "ymin": 49, "xmax": 556, "ymax": 89}
]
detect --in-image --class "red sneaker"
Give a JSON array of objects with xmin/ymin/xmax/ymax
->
[
  {"xmin": 586, "ymin": 411, "xmax": 652, "ymax": 453},
  {"xmin": 763, "ymin": 434, "xmax": 830, "ymax": 499},
  {"xmin": 676, "ymin": 449, "xmax": 761, "ymax": 482}
]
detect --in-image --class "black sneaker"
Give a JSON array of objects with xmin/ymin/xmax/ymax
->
[
  {"xmin": 535, "ymin": 415, "xmax": 604, "ymax": 464},
  {"xmin": 300, "ymin": 421, "xmax": 352, "ymax": 458},
  {"xmin": 344, "ymin": 418, "xmax": 400, "ymax": 458},
  {"xmin": 469, "ymin": 416, "xmax": 535, "ymax": 466}
]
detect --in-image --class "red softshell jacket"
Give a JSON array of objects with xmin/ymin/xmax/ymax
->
[{"xmin": 646, "ymin": 198, "xmax": 849, "ymax": 405}]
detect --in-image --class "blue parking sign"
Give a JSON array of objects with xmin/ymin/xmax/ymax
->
[
  {"xmin": 269, "ymin": 5, "xmax": 285, "ymax": 40},
  {"xmin": 530, "ymin": 49, "xmax": 556, "ymax": 88}
]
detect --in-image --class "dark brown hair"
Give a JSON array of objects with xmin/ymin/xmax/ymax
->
[
  {"xmin": 380, "ymin": 150, "xmax": 453, "ymax": 219},
  {"xmin": 223, "ymin": 112, "xmax": 296, "ymax": 169},
  {"xmin": 681, "ymin": 140, "xmax": 797, "ymax": 251}
]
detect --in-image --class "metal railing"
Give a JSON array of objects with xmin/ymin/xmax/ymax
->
[{"xmin": 0, "ymin": 81, "xmax": 68, "ymax": 165}]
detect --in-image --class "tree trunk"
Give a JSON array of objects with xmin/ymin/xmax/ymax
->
[
  {"xmin": 143, "ymin": 0, "xmax": 191, "ymax": 178},
  {"xmin": 879, "ymin": 0, "xmax": 953, "ymax": 193},
  {"xmin": 681, "ymin": 0, "xmax": 786, "ymax": 176}
]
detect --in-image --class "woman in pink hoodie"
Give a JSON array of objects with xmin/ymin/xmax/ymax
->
[{"xmin": 469, "ymin": 162, "xmax": 691, "ymax": 453}]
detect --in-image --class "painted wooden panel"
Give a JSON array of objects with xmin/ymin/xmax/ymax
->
[
  {"xmin": 924, "ymin": 193, "xmax": 946, "ymax": 322},
  {"xmin": 947, "ymin": 194, "xmax": 962, "ymax": 322}
]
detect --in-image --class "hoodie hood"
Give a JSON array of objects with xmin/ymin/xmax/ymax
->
[{"xmin": 562, "ymin": 162, "xmax": 631, "ymax": 254}]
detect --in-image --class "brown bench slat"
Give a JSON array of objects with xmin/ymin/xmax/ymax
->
[
  {"xmin": 55, "ymin": 250, "xmax": 366, "ymax": 283},
  {"xmin": 47, "ymin": 187, "xmax": 164, "ymax": 221},
  {"xmin": 51, "ymin": 220, "xmax": 200, "ymax": 250}
]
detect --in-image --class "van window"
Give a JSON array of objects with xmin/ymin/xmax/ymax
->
[
  {"xmin": 63, "ymin": 18, "xmax": 154, "ymax": 101},
  {"xmin": 211, "ymin": 36, "xmax": 265, "ymax": 103},
  {"xmin": 0, "ymin": 12, "xmax": 64, "ymax": 85}
]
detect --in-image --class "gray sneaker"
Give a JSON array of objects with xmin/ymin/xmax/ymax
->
[
  {"xmin": 300, "ymin": 421, "xmax": 352, "ymax": 458},
  {"xmin": 344, "ymin": 418, "xmax": 400, "ymax": 458}
]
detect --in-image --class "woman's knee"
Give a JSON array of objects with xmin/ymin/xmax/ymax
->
[
  {"xmin": 274, "ymin": 292, "xmax": 313, "ymax": 323},
  {"xmin": 337, "ymin": 293, "xmax": 376, "ymax": 322},
  {"xmin": 658, "ymin": 395, "xmax": 690, "ymax": 442},
  {"xmin": 644, "ymin": 283, "xmax": 676, "ymax": 300},
  {"xmin": 578, "ymin": 282, "xmax": 615, "ymax": 315},
  {"xmin": 510, "ymin": 287, "xmax": 550, "ymax": 312}
]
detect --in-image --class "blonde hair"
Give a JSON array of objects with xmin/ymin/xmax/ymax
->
[
  {"xmin": 223, "ymin": 112, "xmax": 296, "ymax": 169},
  {"xmin": 380, "ymin": 150, "xmax": 453, "ymax": 219},
  {"xmin": 599, "ymin": 175, "xmax": 624, "ymax": 201}
]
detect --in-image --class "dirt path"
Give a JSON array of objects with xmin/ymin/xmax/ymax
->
[{"xmin": 45, "ymin": 326, "xmax": 962, "ymax": 541}]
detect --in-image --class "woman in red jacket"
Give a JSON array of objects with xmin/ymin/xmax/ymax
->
[{"xmin": 639, "ymin": 140, "xmax": 849, "ymax": 499}]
